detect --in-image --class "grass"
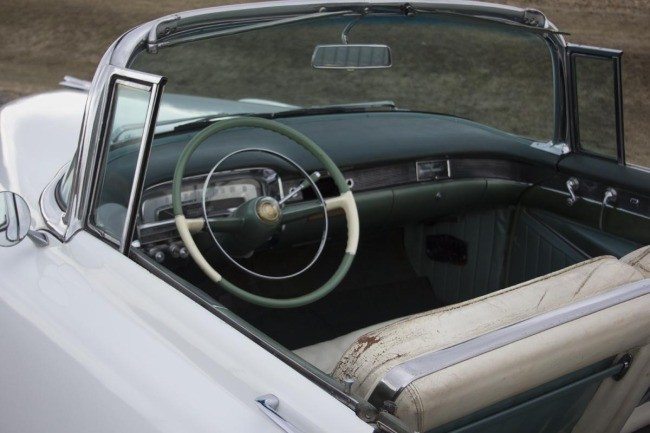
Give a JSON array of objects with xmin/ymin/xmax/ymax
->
[{"xmin": 0, "ymin": 0, "xmax": 647, "ymax": 166}]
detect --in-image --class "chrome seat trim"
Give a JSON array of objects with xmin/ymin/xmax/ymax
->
[{"xmin": 368, "ymin": 278, "xmax": 650, "ymax": 408}]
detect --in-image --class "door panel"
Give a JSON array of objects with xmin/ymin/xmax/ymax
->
[
  {"xmin": 519, "ymin": 168, "xmax": 650, "ymax": 247},
  {"xmin": 505, "ymin": 208, "xmax": 588, "ymax": 286},
  {"xmin": 526, "ymin": 208, "xmax": 641, "ymax": 258},
  {"xmin": 405, "ymin": 208, "xmax": 513, "ymax": 305},
  {"xmin": 429, "ymin": 358, "xmax": 622, "ymax": 433}
]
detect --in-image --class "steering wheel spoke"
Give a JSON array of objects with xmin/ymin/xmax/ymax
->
[
  {"xmin": 281, "ymin": 200, "xmax": 324, "ymax": 224},
  {"xmin": 185, "ymin": 216, "xmax": 244, "ymax": 233}
]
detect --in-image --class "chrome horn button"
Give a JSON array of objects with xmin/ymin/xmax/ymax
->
[{"xmin": 256, "ymin": 197, "xmax": 281, "ymax": 223}]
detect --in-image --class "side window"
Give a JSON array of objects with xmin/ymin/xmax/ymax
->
[
  {"xmin": 89, "ymin": 74, "xmax": 164, "ymax": 249},
  {"xmin": 569, "ymin": 45, "xmax": 624, "ymax": 162}
]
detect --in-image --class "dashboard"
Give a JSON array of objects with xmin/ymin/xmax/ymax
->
[
  {"xmin": 135, "ymin": 155, "xmax": 542, "ymax": 255},
  {"xmin": 128, "ymin": 111, "xmax": 563, "ymax": 259}
]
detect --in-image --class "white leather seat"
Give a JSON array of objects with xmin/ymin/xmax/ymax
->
[
  {"xmin": 622, "ymin": 245, "xmax": 650, "ymax": 277},
  {"xmin": 295, "ymin": 253, "xmax": 650, "ymax": 432},
  {"xmin": 295, "ymin": 318, "xmax": 400, "ymax": 374}
]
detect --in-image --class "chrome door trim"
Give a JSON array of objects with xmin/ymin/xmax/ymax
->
[{"xmin": 367, "ymin": 278, "xmax": 650, "ymax": 408}]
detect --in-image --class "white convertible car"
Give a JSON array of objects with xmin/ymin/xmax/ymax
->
[{"xmin": 1, "ymin": 1, "xmax": 649, "ymax": 432}]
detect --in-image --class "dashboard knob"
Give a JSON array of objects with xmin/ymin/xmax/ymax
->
[
  {"xmin": 153, "ymin": 250, "xmax": 165, "ymax": 263},
  {"xmin": 169, "ymin": 243, "xmax": 190, "ymax": 259}
]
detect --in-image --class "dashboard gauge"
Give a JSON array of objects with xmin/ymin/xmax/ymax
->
[
  {"xmin": 137, "ymin": 168, "xmax": 280, "ymax": 245},
  {"xmin": 141, "ymin": 176, "xmax": 264, "ymax": 224}
]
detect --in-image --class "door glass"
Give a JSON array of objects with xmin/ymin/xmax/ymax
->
[
  {"xmin": 574, "ymin": 55, "xmax": 618, "ymax": 159},
  {"xmin": 91, "ymin": 80, "xmax": 151, "ymax": 242}
]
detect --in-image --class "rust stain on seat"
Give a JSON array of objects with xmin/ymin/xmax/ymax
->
[{"xmin": 353, "ymin": 334, "xmax": 382, "ymax": 357}]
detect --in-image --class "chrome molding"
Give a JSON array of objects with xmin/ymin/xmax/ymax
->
[
  {"xmin": 65, "ymin": 65, "xmax": 165, "ymax": 245},
  {"xmin": 39, "ymin": 163, "xmax": 69, "ymax": 240},
  {"xmin": 119, "ymin": 76, "xmax": 166, "ymax": 253},
  {"xmin": 367, "ymin": 279, "xmax": 650, "ymax": 408},
  {"xmin": 59, "ymin": 75, "xmax": 92, "ymax": 91}
]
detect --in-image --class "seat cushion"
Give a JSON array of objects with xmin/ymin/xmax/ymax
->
[
  {"xmin": 299, "ymin": 255, "xmax": 645, "ymax": 431},
  {"xmin": 295, "ymin": 319, "xmax": 400, "ymax": 373},
  {"xmin": 621, "ymin": 246, "xmax": 650, "ymax": 277}
]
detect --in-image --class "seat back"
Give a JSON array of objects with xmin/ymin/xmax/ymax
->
[
  {"xmin": 333, "ymin": 255, "xmax": 650, "ymax": 432},
  {"xmin": 622, "ymin": 245, "xmax": 650, "ymax": 277}
]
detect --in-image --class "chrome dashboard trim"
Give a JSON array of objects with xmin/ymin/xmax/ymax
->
[
  {"xmin": 415, "ymin": 159, "xmax": 451, "ymax": 182},
  {"xmin": 367, "ymin": 278, "xmax": 650, "ymax": 407}
]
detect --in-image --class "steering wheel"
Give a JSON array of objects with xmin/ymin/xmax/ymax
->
[{"xmin": 172, "ymin": 117, "xmax": 359, "ymax": 308}]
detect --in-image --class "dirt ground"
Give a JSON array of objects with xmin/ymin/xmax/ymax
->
[{"xmin": 0, "ymin": 0, "xmax": 648, "ymax": 166}]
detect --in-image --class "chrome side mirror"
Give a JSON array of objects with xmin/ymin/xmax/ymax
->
[{"xmin": 0, "ymin": 191, "xmax": 34, "ymax": 247}]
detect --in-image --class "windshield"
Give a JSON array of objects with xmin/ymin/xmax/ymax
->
[{"xmin": 130, "ymin": 14, "xmax": 555, "ymax": 141}]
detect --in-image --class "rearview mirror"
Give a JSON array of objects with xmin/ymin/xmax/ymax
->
[
  {"xmin": 0, "ymin": 191, "xmax": 31, "ymax": 247},
  {"xmin": 312, "ymin": 44, "xmax": 392, "ymax": 69}
]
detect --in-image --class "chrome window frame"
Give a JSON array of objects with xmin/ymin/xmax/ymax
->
[
  {"xmin": 566, "ymin": 44, "xmax": 625, "ymax": 164},
  {"xmin": 84, "ymin": 72, "xmax": 166, "ymax": 252},
  {"xmin": 41, "ymin": 59, "xmax": 166, "ymax": 246}
]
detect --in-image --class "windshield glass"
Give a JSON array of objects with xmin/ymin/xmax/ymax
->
[{"xmin": 130, "ymin": 14, "xmax": 555, "ymax": 141}]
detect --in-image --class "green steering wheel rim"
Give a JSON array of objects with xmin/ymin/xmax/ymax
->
[{"xmin": 172, "ymin": 116, "xmax": 357, "ymax": 309}]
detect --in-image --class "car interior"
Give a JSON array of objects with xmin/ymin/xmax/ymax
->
[
  {"xmin": 84, "ymin": 9, "xmax": 650, "ymax": 433},
  {"xmin": 93, "ymin": 109, "xmax": 650, "ymax": 432}
]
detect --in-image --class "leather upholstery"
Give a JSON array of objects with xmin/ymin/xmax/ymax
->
[
  {"xmin": 621, "ymin": 245, "xmax": 650, "ymax": 277},
  {"xmin": 295, "ymin": 319, "xmax": 399, "ymax": 374},
  {"xmin": 296, "ymin": 254, "xmax": 648, "ymax": 431}
]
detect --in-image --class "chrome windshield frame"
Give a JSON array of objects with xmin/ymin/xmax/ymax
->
[
  {"xmin": 34, "ymin": 1, "xmax": 573, "ymax": 427},
  {"xmin": 41, "ymin": 0, "xmax": 567, "ymax": 243}
]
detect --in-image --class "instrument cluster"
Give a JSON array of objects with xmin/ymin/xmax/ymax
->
[{"xmin": 137, "ymin": 168, "xmax": 281, "ymax": 249}]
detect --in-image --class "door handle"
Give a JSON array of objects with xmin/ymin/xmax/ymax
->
[
  {"xmin": 599, "ymin": 187, "xmax": 618, "ymax": 230},
  {"xmin": 255, "ymin": 394, "xmax": 305, "ymax": 433},
  {"xmin": 565, "ymin": 177, "xmax": 580, "ymax": 206}
]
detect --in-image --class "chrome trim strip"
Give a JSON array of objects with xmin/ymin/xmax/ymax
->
[
  {"xmin": 39, "ymin": 163, "xmax": 69, "ymax": 240},
  {"xmin": 151, "ymin": 10, "xmax": 355, "ymax": 52},
  {"xmin": 120, "ymin": 76, "xmax": 166, "ymax": 253},
  {"xmin": 59, "ymin": 75, "xmax": 92, "ymax": 91},
  {"xmin": 415, "ymin": 159, "xmax": 451, "ymax": 182},
  {"xmin": 368, "ymin": 279, "xmax": 650, "ymax": 407}
]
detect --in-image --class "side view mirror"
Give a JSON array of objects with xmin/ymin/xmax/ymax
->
[{"xmin": 0, "ymin": 191, "xmax": 46, "ymax": 247}]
